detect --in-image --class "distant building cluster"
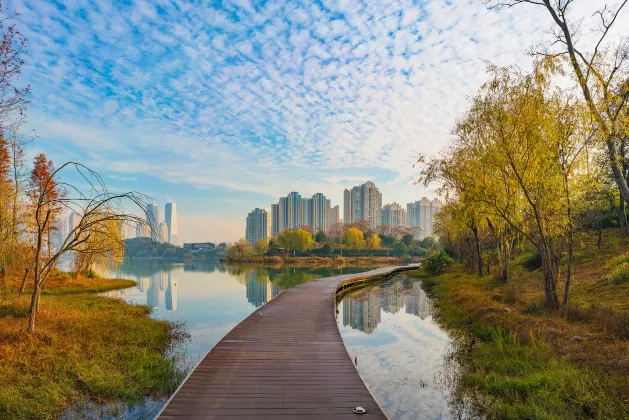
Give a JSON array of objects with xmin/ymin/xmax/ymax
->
[
  {"xmin": 244, "ymin": 180, "xmax": 443, "ymax": 244},
  {"xmin": 139, "ymin": 201, "xmax": 179, "ymax": 245}
]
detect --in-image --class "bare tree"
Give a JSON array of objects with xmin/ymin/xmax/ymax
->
[
  {"xmin": 486, "ymin": 0, "xmax": 629, "ymax": 202},
  {"xmin": 27, "ymin": 162, "xmax": 148, "ymax": 333}
]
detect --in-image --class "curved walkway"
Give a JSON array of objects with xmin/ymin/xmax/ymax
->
[{"xmin": 158, "ymin": 265, "xmax": 417, "ymax": 420}]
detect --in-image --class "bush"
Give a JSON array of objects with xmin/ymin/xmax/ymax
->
[
  {"xmin": 423, "ymin": 251, "xmax": 454, "ymax": 276},
  {"xmin": 609, "ymin": 262, "xmax": 629, "ymax": 284},
  {"xmin": 393, "ymin": 242, "xmax": 407, "ymax": 257},
  {"xmin": 522, "ymin": 252, "xmax": 542, "ymax": 271},
  {"xmin": 400, "ymin": 255, "xmax": 413, "ymax": 264}
]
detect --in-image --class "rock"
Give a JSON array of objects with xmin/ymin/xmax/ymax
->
[{"xmin": 568, "ymin": 336, "xmax": 584, "ymax": 343}]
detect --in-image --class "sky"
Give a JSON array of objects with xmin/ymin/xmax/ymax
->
[{"xmin": 7, "ymin": 0, "xmax": 628, "ymax": 242}]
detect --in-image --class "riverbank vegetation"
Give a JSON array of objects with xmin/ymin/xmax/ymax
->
[
  {"xmin": 221, "ymin": 254, "xmax": 413, "ymax": 267},
  {"xmin": 411, "ymin": 229, "xmax": 629, "ymax": 418},
  {"xmin": 0, "ymin": 270, "xmax": 186, "ymax": 419},
  {"xmin": 227, "ymin": 222, "xmax": 437, "ymax": 262}
]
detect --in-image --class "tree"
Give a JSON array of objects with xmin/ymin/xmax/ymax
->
[
  {"xmin": 275, "ymin": 229, "xmax": 314, "ymax": 252},
  {"xmin": 419, "ymin": 236, "xmax": 436, "ymax": 249},
  {"xmin": 314, "ymin": 230, "xmax": 327, "ymax": 244},
  {"xmin": 488, "ymin": 1, "xmax": 629, "ymax": 205},
  {"xmin": 402, "ymin": 234, "xmax": 414, "ymax": 247},
  {"xmin": 26, "ymin": 162, "xmax": 148, "ymax": 333},
  {"xmin": 343, "ymin": 228, "xmax": 365, "ymax": 250},
  {"xmin": 424, "ymin": 251, "xmax": 454, "ymax": 276},
  {"xmin": 366, "ymin": 233, "xmax": 381, "ymax": 251},
  {"xmin": 420, "ymin": 65, "xmax": 591, "ymax": 308},
  {"xmin": 254, "ymin": 238, "xmax": 269, "ymax": 255},
  {"xmin": 393, "ymin": 242, "xmax": 407, "ymax": 256},
  {"xmin": 229, "ymin": 238, "xmax": 253, "ymax": 257}
]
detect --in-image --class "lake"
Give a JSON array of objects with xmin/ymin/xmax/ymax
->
[{"xmin": 337, "ymin": 274, "xmax": 458, "ymax": 419}]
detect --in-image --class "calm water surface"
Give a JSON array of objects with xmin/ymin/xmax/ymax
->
[
  {"xmin": 337, "ymin": 275, "xmax": 457, "ymax": 420},
  {"xmin": 66, "ymin": 261, "xmax": 373, "ymax": 419}
]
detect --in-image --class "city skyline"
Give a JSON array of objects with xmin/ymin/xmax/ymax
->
[{"xmin": 11, "ymin": 0, "xmax": 587, "ymax": 243}]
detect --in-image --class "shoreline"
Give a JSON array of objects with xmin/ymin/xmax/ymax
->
[{"xmin": 221, "ymin": 255, "xmax": 417, "ymax": 267}]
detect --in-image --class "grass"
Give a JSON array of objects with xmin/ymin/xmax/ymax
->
[
  {"xmin": 0, "ymin": 270, "xmax": 187, "ymax": 419},
  {"xmin": 409, "ymin": 228, "xmax": 629, "ymax": 419}
]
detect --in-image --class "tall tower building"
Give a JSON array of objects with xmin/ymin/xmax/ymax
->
[
  {"xmin": 165, "ymin": 202, "xmax": 179, "ymax": 245},
  {"xmin": 407, "ymin": 197, "xmax": 443, "ymax": 240},
  {"xmin": 146, "ymin": 203, "xmax": 160, "ymax": 242},
  {"xmin": 311, "ymin": 193, "xmax": 328, "ymax": 233},
  {"xmin": 271, "ymin": 203, "xmax": 280, "ymax": 236},
  {"xmin": 68, "ymin": 211, "xmax": 80, "ymax": 234},
  {"xmin": 344, "ymin": 181, "xmax": 382, "ymax": 230},
  {"xmin": 381, "ymin": 202, "xmax": 407, "ymax": 229},
  {"xmin": 343, "ymin": 189, "xmax": 352, "ymax": 223},
  {"xmin": 245, "ymin": 208, "xmax": 271, "ymax": 245},
  {"xmin": 301, "ymin": 197, "xmax": 312, "ymax": 230},
  {"xmin": 328, "ymin": 205, "xmax": 340, "ymax": 230},
  {"xmin": 286, "ymin": 192, "xmax": 302, "ymax": 230}
]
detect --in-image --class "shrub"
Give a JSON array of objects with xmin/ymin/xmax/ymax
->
[
  {"xmin": 423, "ymin": 251, "xmax": 454, "ymax": 276},
  {"xmin": 400, "ymin": 255, "xmax": 413, "ymax": 264},
  {"xmin": 522, "ymin": 252, "xmax": 542, "ymax": 271},
  {"xmin": 609, "ymin": 262, "xmax": 629, "ymax": 284}
]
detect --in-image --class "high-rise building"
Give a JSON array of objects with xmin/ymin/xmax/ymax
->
[
  {"xmin": 271, "ymin": 192, "xmax": 335, "ymax": 235},
  {"xmin": 407, "ymin": 197, "xmax": 443, "ymax": 240},
  {"xmin": 311, "ymin": 193, "xmax": 328, "ymax": 233},
  {"xmin": 328, "ymin": 205, "xmax": 340, "ymax": 230},
  {"xmin": 245, "ymin": 208, "xmax": 271, "ymax": 245},
  {"xmin": 146, "ymin": 203, "xmax": 160, "ymax": 242},
  {"xmin": 68, "ymin": 211, "xmax": 80, "ymax": 234},
  {"xmin": 271, "ymin": 203, "xmax": 279, "ymax": 236},
  {"xmin": 165, "ymin": 202, "xmax": 179, "ymax": 245},
  {"xmin": 381, "ymin": 202, "xmax": 407, "ymax": 229},
  {"xmin": 343, "ymin": 181, "xmax": 382, "ymax": 230}
]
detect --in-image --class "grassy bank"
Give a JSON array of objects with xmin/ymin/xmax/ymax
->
[
  {"xmin": 0, "ymin": 271, "xmax": 187, "ymax": 419},
  {"xmin": 410, "ymin": 229, "xmax": 629, "ymax": 419},
  {"xmin": 221, "ymin": 255, "xmax": 414, "ymax": 266}
]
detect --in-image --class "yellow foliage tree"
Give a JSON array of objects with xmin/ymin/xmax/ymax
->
[
  {"xmin": 366, "ymin": 233, "xmax": 381, "ymax": 251},
  {"xmin": 343, "ymin": 228, "xmax": 366, "ymax": 250}
]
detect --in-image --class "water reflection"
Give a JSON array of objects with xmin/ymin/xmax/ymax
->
[
  {"xmin": 74, "ymin": 261, "xmax": 373, "ymax": 419},
  {"xmin": 338, "ymin": 275, "xmax": 456, "ymax": 420}
]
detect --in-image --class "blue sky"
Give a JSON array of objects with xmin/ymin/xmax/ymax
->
[{"xmin": 8, "ymin": 0, "xmax": 625, "ymax": 242}]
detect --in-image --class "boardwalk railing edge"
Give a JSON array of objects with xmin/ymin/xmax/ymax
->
[{"xmin": 154, "ymin": 263, "xmax": 420, "ymax": 419}]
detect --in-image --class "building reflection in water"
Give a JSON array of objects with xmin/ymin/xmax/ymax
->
[
  {"xmin": 245, "ymin": 271, "xmax": 280, "ymax": 307},
  {"xmin": 166, "ymin": 272, "xmax": 178, "ymax": 311},
  {"xmin": 342, "ymin": 278, "xmax": 432, "ymax": 334},
  {"xmin": 134, "ymin": 270, "xmax": 179, "ymax": 312}
]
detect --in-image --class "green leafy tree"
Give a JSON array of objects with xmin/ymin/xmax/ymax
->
[
  {"xmin": 402, "ymin": 234, "xmax": 414, "ymax": 246},
  {"xmin": 393, "ymin": 241, "xmax": 407, "ymax": 257},
  {"xmin": 419, "ymin": 237, "xmax": 436, "ymax": 249},
  {"xmin": 423, "ymin": 251, "xmax": 454, "ymax": 276},
  {"xmin": 254, "ymin": 238, "xmax": 269, "ymax": 255}
]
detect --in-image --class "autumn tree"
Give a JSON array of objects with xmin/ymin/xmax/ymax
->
[
  {"xmin": 488, "ymin": 0, "xmax": 629, "ymax": 208},
  {"xmin": 26, "ymin": 162, "xmax": 148, "ymax": 332},
  {"xmin": 343, "ymin": 228, "xmax": 366, "ymax": 250},
  {"xmin": 254, "ymin": 238, "xmax": 269, "ymax": 255},
  {"xmin": 366, "ymin": 233, "xmax": 382, "ymax": 251}
]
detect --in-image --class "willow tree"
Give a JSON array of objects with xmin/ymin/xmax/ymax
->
[
  {"xmin": 488, "ymin": 0, "xmax": 629, "ymax": 207},
  {"xmin": 27, "ymin": 162, "xmax": 147, "ymax": 333},
  {"xmin": 422, "ymin": 66, "xmax": 590, "ymax": 309}
]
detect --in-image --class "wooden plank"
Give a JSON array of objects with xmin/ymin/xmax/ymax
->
[{"xmin": 158, "ymin": 265, "xmax": 416, "ymax": 419}]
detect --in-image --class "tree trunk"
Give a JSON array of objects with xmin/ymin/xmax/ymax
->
[
  {"xmin": 18, "ymin": 266, "xmax": 29, "ymax": 296},
  {"xmin": 619, "ymin": 198, "xmax": 629, "ymax": 236},
  {"xmin": 541, "ymin": 246, "xmax": 560, "ymax": 310},
  {"xmin": 472, "ymin": 227, "xmax": 482, "ymax": 277},
  {"xmin": 563, "ymin": 240, "xmax": 573, "ymax": 305},
  {"xmin": 597, "ymin": 230, "xmax": 602, "ymax": 250},
  {"xmin": 28, "ymin": 283, "xmax": 41, "ymax": 333}
]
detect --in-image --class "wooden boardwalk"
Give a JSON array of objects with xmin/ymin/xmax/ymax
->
[{"xmin": 158, "ymin": 265, "xmax": 416, "ymax": 420}]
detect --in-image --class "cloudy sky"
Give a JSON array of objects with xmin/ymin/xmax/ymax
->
[{"xmin": 8, "ymin": 0, "xmax": 627, "ymax": 242}]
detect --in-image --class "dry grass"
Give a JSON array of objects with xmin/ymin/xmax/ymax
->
[{"xmin": 0, "ymin": 270, "xmax": 186, "ymax": 419}]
